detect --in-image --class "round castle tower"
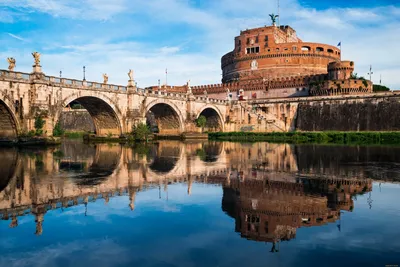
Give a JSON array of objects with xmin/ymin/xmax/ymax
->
[
  {"xmin": 328, "ymin": 61, "xmax": 355, "ymax": 80},
  {"xmin": 221, "ymin": 25, "xmax": 341, "ymax": 83}
]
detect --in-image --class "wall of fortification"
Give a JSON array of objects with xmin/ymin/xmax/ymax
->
[{"xmin": 296, "ymin": 96, "xmax": 400, "ymax": 131}]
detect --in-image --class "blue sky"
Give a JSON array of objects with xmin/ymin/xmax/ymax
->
[{"xmin": 1, "ymin": 0, "xmax": 399, "ymax": 89}]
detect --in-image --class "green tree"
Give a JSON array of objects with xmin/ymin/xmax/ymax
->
[
  {"xmin": 373, "ymin": 84, "xmax": 390, "ymax": 92},
  {"xmin": 132, "ymin": 123, "xmax": 151, "ymax": 142},
  {"xmin": 53, "ymin": 121, "xmax": 65, "ymax": 137},
  {"xmin": 34, "ymin": 115, "xmax": 45, "ymax": 136},
  {"xmin": 196, "ymin": 115, "xmax": 207, "ymax": 132}
]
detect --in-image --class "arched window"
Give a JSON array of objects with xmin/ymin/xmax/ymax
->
[
  {"xmin": 316, "ymin": 47, "xmax": 324, "ymax": 52},
  {"xmin": 327, "ymin": 49, "xmax": 334, "ymax": 53},
  {"xmin": 301, "ymin": 46, "xmax": 311, "ymax": 52}
]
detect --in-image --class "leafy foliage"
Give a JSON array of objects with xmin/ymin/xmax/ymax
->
[
  {"xmin": 196, "ymin": 115, "xmax": 207, "ymax": 129},
  {"xmin": 53, "ymin": 122, "xmax": 65, "ymax": 137},
  {"xmin": 34, "ymin": 115, "xmax": 45, "ymax": 136},
  {"xmin": 132, "ymin": 123, "xmax": 151, "ymax": 142},
  {"xmin": 373, "ymin": 84, "xmax": 390, "ymax": 92},
  {"xmin": 208, "ymin": 131, "xmax": 400, "ymax": 145}
]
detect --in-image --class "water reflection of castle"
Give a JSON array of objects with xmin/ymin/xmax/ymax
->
[
  {"xmin": 222, "ymin": 176, "xmax": 372, "ymax": 249},
  {"xmin": 0, "ymin": 141, "xmax": 390, "ymax": 238}
]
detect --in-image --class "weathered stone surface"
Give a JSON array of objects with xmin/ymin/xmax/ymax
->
[
  {"xmin": 296, "ymin": 97, "xmax": 400, "ymax": 131},
  {"xmin": 59, "ymin": 110, "xmax": 95, "ymax": 132}
]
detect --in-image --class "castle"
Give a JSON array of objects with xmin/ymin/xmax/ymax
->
[{"xmin": 147, "ymin": 22, "xmax": 372, "ymax": 100}]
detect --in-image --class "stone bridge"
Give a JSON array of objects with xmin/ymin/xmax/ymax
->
[{"xmin": 0, "ymin": 62, "xmax": 230, "ymax": 139}]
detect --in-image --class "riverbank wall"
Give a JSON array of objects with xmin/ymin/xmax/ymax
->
[{"xmin": 243, "ymin": 92, "xmax": 400, "ymax": 132}]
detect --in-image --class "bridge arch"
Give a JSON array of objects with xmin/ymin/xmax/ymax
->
[
  {"xmin": 145, "ymin": 99, "xmax": 185, "ymax": 135},
  {"xmin": 0, "ymin": 98, "xmax": 20, "ymax": 140},
  {"xmin": 196, "ymin": 105, "xmax": 225, "ymax": 132},
  {"xmin": 59, "ymin": 93, "xmax": 123, "ymax": 136}
]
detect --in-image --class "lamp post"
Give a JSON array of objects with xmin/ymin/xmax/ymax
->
[{"xmin": 83, "ymin": 66, "xmax": 86, "ymax": 81}]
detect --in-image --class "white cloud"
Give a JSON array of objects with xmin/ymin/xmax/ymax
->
[
  {"xmin": 7, "ymin": 32, "xmax": 26, "ymax": 41},
  {"xmin": 159, "ymin": 46, "xmax": 181, "ymax": 55}
]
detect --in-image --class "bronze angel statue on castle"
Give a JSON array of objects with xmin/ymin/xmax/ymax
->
[{"xmin": 269, "ymin": 13, "xmax": 279, "ymax": 26}]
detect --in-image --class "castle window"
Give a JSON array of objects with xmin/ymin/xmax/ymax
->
[
  {"xmin": 264, "ymin": 42, "xmax": 269, "ymax": 47},
  {"xmin": 255, "ymin": 36, "xmax": 259, "ymax": 43},
  {"xmin": 284, "ymin": 48, "xmax": 288, "ymax": 51},
  {"xmin": 276, "ymin": 48, "xmax": 280, "ymax": 52},
  {"xmin": 264, "ymin": 36, "xmax": 269, "ymax": 41},
  {"xmin": 327, "ymin": 49, "xmax": 334, "ymax": 53},
  {"xmin": 316, "ymin": 47, "xmax": 324, "ymax": 52},
  {"xmin": 238, "ymin": 40, "xmax": 241, "ymax": 46},
  {"xmin": 267, "ymin": 49, "xmax": 271, "ymax": 52},
  {"xmin": 301, "ymin": 46, "xmax": 311, "ymax": 52},
  {"xmin": 293, "ymin": 46, "xmax": 297, "ymax": 51},
  {"xmin": 247, "ymin": 38, "xmax": 250, "ymax": 45},
  {"xmin": 247, "ymin": 47, "xmax": 260, "ymax": 54}
]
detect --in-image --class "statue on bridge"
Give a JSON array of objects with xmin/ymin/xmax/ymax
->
[
  {"xmin": 32, "ymin": 52, "xmax": 41, "ymax": 65},
  {"xmin": 7, "ymin": 57, "xmax": 16, "ymax": 71},
  {"xmin": 103, "ymin": 73, "xmax": 108, "ymax": 84},
  {"xmin": 187, "ymin": 80, "xmax": 192, "ymax": 93},
  {"xmin": 128, "ymin": 69, "xmax": 134, "ymax": 81}
]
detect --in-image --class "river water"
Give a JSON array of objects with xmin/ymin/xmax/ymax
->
[{"xmin": 0, "ymin": 140, "xmax": 399, "ymax": 267}]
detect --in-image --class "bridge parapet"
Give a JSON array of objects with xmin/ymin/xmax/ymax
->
[
  {"xmin": 194, "ymin": 96, "xmax": 229, "ymax": 105},
  {"xmin": 0, "ymin": 70, "xmax": 31, "ymax": 80},
  {"xmin": 1, "ymin": 69, "xmax": 128, "ymax": 92},
  {"xmin": 145, "ymin": 89, "xmax": 188, "ymax": 100}
]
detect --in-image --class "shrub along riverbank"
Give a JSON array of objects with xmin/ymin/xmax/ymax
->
[{"xmin": 208, "ymin": 131, "xmax": 400, "ymax": 145}]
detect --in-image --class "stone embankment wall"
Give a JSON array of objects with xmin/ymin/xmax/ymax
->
[
  {"xmin": 59, "ymin": 110, "xmax": 95, "ymax": 132},
  {"xmin": 296, "ymin": 95, "xmax": 400, "ymax": 131},
  {"xmin": 244, "ymin": 93, "xmax": 400, "ymax": 133}
]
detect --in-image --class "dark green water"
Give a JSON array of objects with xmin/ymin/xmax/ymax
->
[{"xmin": 0, "ymin": 141, "xmax": 399, "ymax": 267}]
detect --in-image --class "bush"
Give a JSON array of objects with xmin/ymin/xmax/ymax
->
[
  {"xmin": 132, "ymin": 123, "xmax": 151, "ymax": 142},
  {"xmin": 53, "ymin": 122, "xmax": 64, "ymax": 137},
  {"xmin": 373, "ymin": 84, "xmax": 390, "ymax": 92},
  {"xmin": 34, "ymin": 116, "xmax": 45, "ymax": 136}
]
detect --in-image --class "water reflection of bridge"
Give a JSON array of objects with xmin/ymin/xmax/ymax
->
[{"xmin": 0, "ymin": 141, "xmax": 393, "ymax": 237}]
